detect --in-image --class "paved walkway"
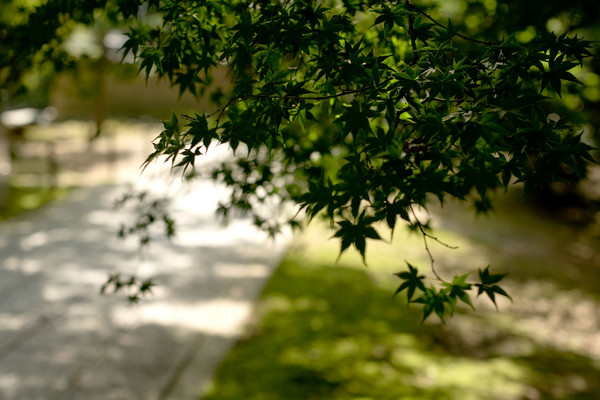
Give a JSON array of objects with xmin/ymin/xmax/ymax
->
[{"xmin": 0, "ymin": 136, "xmax": 291, "ymax": 399}]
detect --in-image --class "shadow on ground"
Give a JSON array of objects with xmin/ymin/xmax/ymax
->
[
  {"xmin": 0, "ymin": 181, "xmax": 289, "ymax": 399},
  {"xmin": 204, "ymin": 189, "xmax": 600, "ymax": 400}
]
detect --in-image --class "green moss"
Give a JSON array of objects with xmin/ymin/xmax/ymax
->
[
  {"xmin": 0, "ymin": 184, "xmax": 71, "ymax": 221},
  {"xmin": 203, "ymin": 191, "xmax": 600, "ymax": 400},
  {"xmin": 202, "ymin": 248, "xmax": 531, "ymax": 400}
]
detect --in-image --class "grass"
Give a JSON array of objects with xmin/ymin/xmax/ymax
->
[
  {"xmin": 202, "ymin": 190, "xmax": 600, "ymax": 400},
  {"xmin": 0, "ymin": 184, "xmax": 71, "ymax": 221}
]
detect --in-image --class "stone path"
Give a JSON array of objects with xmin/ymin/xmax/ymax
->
[{"xmin": 0, "ymin": 130, "xmax": 291, "ymax": 399}]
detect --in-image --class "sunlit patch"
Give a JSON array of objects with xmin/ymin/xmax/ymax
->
[
  {"xmin": 212, "ymin": 264, "xmax": 270, "ymax": 278},
  {"xmin": 0, "ymin": 313, "xmax": 35, "ymax": 330},
  {"xmin": 508, "ymin": 282, "xmax": 600, "ymax": 358},
  {"xmin": 115, "ymin": 300, "xmax": 254, "ymax": 337},
  {"xmin": 19, "ymin": 232, "xmax": 49, "ymax": 250},
  {"xmin": 546, "ymin": 18, "xmax": 566, "ymax": 35},
  {"xmin": 516, "ymin": 26, "xmax": 537, "ymax": 43},
  {"xmin": 63, "ymin": 25, "xmax": 103, "ymax": 58},
  {"xmin": 0, "ymin": 375, "xmax": 18, "ymax": 397},
  {"xmin": 15, "ymin": 260, "xmax": 43, "ymax": 275}
]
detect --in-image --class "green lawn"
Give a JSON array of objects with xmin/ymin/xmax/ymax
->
[
  {"xmin": 203, "ymin": 191, "xmax": 600, "ymax": 400},
  {"xmin": 0, "ymin": 184, "xmax": 71, "ymax": 221}
]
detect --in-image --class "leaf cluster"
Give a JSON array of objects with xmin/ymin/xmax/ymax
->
[
  {"xmin": 100, "ymin": 273, "xmax": 156, "ymax": 303},
  {"xmin": 4, "ymin": 0, "xmax": 597, "ymax": 318},
  {"xmin": 394, "ymin": 264, "xmax": 510, "ymax": 323},
  {"xmin": 115, "ymin": 190, "xmax": 175, "ymax": 246},
  {"xmin": 125, "ymin": 1, "xmax": 595, "ymax": 240},
  {"xmin": 108, "ymin": 1, "xmax": 595, "ymax": 317}
]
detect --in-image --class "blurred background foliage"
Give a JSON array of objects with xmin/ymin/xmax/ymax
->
[
  {"xmin": 0, "ymin": 0, "xmax": 204, "ymax": 121},
  {"xmin": 0, "ymin": 0, "xmax": 201, "ymax": 215}
]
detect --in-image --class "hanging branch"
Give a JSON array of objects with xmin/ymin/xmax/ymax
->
[{"xmin": 409, "ymin": 205, "xmax": 458, "ymax": 282}]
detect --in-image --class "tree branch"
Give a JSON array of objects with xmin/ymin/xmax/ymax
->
[
  {"xmin": 246, "ymin": 88, "xmax": 366, "ymax": 101},
  {"xmin": 206, "ymin": 88, "xmax": 369, "ymax": 125},
  {"xmin": 409, "ymin": 205, "xmax": 458, "ymax": 282}
]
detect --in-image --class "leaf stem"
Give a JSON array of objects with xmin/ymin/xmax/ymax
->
[{"xmin": 409, "ymin": 205, "xmax": 458, "ymax": 281}]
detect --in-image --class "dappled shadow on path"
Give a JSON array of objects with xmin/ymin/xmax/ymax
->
[{"xmin": 0, "ymin": 182, "xmax": 289, "ymax": 399}]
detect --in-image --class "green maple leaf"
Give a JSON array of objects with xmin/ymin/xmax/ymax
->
[{"xmin": 394, "ymin": 262, "xmax": 426, "ymax": 302}]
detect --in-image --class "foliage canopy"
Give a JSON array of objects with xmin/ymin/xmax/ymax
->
[{"xmin": 2, "ymin": 0, "xmax": 597, "ymax": 321}]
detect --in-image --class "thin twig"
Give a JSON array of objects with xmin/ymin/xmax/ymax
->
[
  {"xmin": 409, "ymin": 205, "xmax": 457, "ymax": 281},
  {"xmin": 419, "ymin": 225, "xmax": 443, "ymax": 281},
  {"xmin": 206, "ymin": 87, "xmax": 368, "ymax": 125},
  {"xmin": 245, "ymin": 88, "xmax": 366, "ymax": 101},
  {"xmin": 423, "ymin": 230, "xmax": 459, "ymax": 250},
  {"xmin": 432, "ymin": 96, "xmax": 464, "ymax": 103},
  {"xmin": 207, "ymin": 97, "xmax": 237, "ymax": 126}
]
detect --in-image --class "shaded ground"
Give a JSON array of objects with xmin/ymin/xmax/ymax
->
[{"xmin": 203, "ymin": 189, "xmax": 600, "ymax": 400}]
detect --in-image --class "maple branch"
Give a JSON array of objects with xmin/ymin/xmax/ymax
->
[
  {"xmin": 409, "ymin": 205, "xmax": 458, "ymax": 282},
  {"xmin": 206, "ymin": 87, "xmax": 369, "ymax": 125}
]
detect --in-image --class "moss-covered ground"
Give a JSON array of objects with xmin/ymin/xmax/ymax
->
[
  {"xmin": 0, "ymin": 184, "xmax": 71, "ymax": 221},
  {"xmin": 203, "ymin": 189, "xmax": 600, "ymax": 400}
]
